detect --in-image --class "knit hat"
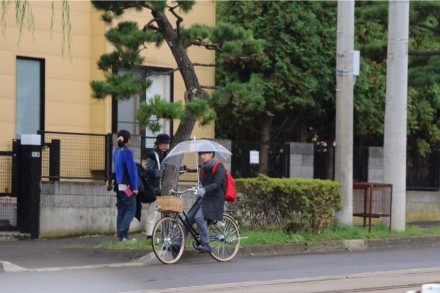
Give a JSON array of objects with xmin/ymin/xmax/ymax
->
[{"xmin": 155, "ymin": 133, "xmax": 171, "ymax": 145}]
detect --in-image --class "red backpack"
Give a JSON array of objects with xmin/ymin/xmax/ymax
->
[{"xmin": 201, "ymin": 161, "xmax": 236, "ymax": 202}]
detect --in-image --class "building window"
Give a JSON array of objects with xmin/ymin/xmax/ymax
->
[
  {"xmin": 16, "ymin": 57, "xmax": 45, "ymax": 138},
  {"xmin": 116, "ymin": 67, "xmax": 173, "ymax": 140}
]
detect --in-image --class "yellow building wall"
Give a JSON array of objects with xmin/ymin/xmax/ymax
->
[
  {"xmin": 118, "ymin": 1, "xmax": 216, "ymax": 140},
  {"xmin": 0, "ymin": 1, "xmax": 216, "ymax": 152}
]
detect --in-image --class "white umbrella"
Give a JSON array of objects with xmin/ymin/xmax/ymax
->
[
  {"xmin": 162, "ymin": 139, "xmax": 232, "ymax": 185},
  {"xmin": 163, "ymin": 139, "xmax": 231, "ymax": 166}
]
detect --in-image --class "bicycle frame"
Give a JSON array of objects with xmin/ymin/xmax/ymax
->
[{"xmin": 152, "ymin": 187, "xmax": 241, "ymax": 264}]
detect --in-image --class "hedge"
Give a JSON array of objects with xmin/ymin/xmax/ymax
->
[{"xmin": 232, "ymin": 175, "xmax": 341, "ymax": 233}]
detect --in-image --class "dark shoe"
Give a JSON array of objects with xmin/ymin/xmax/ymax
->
[
  {"xmin": 146, "ymin": 235, "xmax": 152, "ymax": 240},
  {"xmin": 197, "ymin": 243, "xmax": 212, "ymax": 253}
]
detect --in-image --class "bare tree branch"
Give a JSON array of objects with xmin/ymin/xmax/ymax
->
[
  {"xmin": 200, "ymin": 85, "xmax": 224, "ymax": 90},
  {"xmin": 142, "ymin": 18, "xmax": 159, "ymax": 32},
  {"xmin": 417, "ymin": 23, "xmax": 440, "ymax": 34},
  {"xmin": 192, "ymin": 62, "xmax": 216, "ymax": 67},
  {"xmin": 168, "ymin": 4, "xmax": 183, "ymax": 37},
  {"xmin": 226, "ymin": 54, "xmax": 257, "ymax": 63},
  {"xmin": 142, "ymin": 68, "xmax": 179, "ymax": 78},
  {"xmin": 409, "ymin": 49, "xmax": 440, "ymax": 56}
]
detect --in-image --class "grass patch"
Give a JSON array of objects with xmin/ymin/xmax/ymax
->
[
  {"xmin": 239, "ymin": 221, "xmax": 440, "ymax": 246},
  {"xmin": 74, "ymin": 221, "xmax": 440, "ymax": 250}
]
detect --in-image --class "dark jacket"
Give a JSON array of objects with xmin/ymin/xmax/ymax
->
[
  {"xmin": 200, "ymin": 158, "xmax": 225, "ymax": 221},
  {"xmin": 145, "ymin": 148, "xmax": 167, "ymax": 196}
]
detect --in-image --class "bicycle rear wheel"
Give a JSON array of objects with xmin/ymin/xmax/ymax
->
[
  {"xmin": 208, "ymin": 214, "xmax": 240, "ymax": 262},
  {"xmin": 152, "ymin": 216, "xmax": 185, "ymax": 264}
]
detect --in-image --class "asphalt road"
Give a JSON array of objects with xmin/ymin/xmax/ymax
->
[{"xmin": 1, "ymin": 245, "xmax": 440, "ymax": 293}]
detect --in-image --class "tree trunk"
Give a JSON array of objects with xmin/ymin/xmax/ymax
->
[
  {"xmin": 151, "ymin": 10, "xmax": 205, "ymax": 191},
  {"xmin": 258, "ymin": 115, "xmax": 273, "ymax": 175}
]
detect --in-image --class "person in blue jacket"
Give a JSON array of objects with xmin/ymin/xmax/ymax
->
[{"xmin": 113, "ymin": 129, "xmax": 138, "ymax": 241}]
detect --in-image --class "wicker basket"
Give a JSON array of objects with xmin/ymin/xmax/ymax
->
[{"xmin": 156, "ymin": 195, "xmax": 183, "ymax": 213}]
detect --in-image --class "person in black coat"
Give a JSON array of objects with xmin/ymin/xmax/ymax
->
[
  {"xmin": 143, "ymin": 133, "xmax": 171, "ymax": 239},
  {"xmin": 186, "ymin": 149, "xmax": 226, "ymax": 252}
]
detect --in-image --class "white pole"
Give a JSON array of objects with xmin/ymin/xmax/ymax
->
[
  {"xmin": 335, "ymin": 0, "xmax": 355, "ymax": 224},
  {"xmin": 384, "ymin": 0, "xmax": 409, "ymax": 231}
]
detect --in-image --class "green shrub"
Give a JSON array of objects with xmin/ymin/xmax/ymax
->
[{"xmin": 232, "ymin": 175, "xmax": 341, "ymax": 234}]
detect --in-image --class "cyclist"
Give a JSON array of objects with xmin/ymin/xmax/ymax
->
[{"xmin": 187, "ymin": 148, "xmax": 226, "ymax": 252}]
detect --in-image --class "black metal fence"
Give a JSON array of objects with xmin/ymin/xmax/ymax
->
[
  {"xmin": 28, "ymin": 131, "xmax": 440, "ymax": 190},
  {"xmin": 39, "ymin": 131, "xmax": 112, "ymax": 182},
  {"xmin": 231, "ymin": 141, "xmax": 290, "ymax": 178},
  {"xmin": 0, "ymin": 151, "xmax": 13, "ymax": 196},
  {"xmin": 0, "ymin": 151, "xmax": 16, "ymax": 231},
  {"xmin": 407, "ymin": 150, "xmax": 440, "ymax": 191},
  {"xmin": 313, "ymin": 145, "xmax": 440, "ymax": 190},
  {"xmin": 313, "ymin": 145, "xmax": 369, "ymax": 182},
  {"xmin": 38, "ymin": 131, "xmax": 161, "ymax": 182}
]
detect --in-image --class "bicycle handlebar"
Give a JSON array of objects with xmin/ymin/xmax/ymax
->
[{"xmin": 168, "ymin": 187, "xmax": 197, "ymax": 196}]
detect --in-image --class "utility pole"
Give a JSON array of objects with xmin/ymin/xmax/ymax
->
[
  {"xmin": 335, "ymin": 0, "xmax": 355, "ymax": 224},
  {"xmin": 384, "ymin": 0, "xmax": 409, "ymax": 231}
]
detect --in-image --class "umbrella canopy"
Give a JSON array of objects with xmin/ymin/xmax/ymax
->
[{"xmin": 162, "ymin": 139, "xmax": 232, "ymax": 167}]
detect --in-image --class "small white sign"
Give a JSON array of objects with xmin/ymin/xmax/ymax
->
[
  {"xmin": 21, "ymin": 134, "xmax": 41, "ymax": 145},
  {"xmin": 353, "ymin": 50, "xmax": 360, "ymax": 76},
  {"xmin": 31, "ymin": 152, "xmax": 40, "ymax": 158},
  {"xmin": 250, "ymin": 150, "xmax": 259, "ymax": 164}
]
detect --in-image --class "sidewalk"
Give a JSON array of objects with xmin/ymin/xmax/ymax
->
[{"xmin": 1, "ymin": 222, "xmax": 440, "ymax": 273}]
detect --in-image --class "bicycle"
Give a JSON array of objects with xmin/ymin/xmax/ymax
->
[{"xmin": 151, "ymin": 187, "xmax": 241, "ymax": 264}]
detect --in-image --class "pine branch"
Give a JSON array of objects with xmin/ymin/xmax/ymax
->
[{"xmin": 190, "ymin": 39, "xmax": 223, "ymax": 52}]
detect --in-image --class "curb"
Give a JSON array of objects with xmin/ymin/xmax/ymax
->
[
  {"xmin": 135, "ymin": 234, "xmax": 440, "ymax": 263},
  {"xmin": 3, "ymin": 235, "xmax": 440, "ymax": 272},
  {"xmin": 0, "ymin": 260, "xmax": 147, "ymax": 273}
]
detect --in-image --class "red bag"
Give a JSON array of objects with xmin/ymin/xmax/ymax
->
[{"xmin": 202, "ymin": 161, "xmax": 236, "ymax": 202}]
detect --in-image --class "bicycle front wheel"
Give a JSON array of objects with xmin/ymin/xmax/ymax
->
[
  {"xmin": 208, "ymin": 215, "xmax": 240, "ymax": 262},
  {"xmin": 152, "ymin": 216, "xmax": 185, "ymax": 264}
]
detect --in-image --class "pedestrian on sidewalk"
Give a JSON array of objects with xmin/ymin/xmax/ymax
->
[
  {"xmin": 113, "ymin": 130, "xmax": 138, "ymax": 241},
  {"xmin": 143, "ymin": 133, "xmax": 171, "ymax": 239}
]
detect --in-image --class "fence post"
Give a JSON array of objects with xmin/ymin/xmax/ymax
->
[
  {"xmin": 105, "ymin": 133, "xmax": 113, "ymax": 181},
  {"xmin": 49, "ymin": 139, "xmax": 60, "ymax": 181},
  {"xmin": 17, "ymin": 134, "xmax": 42, "ymax": 239}
]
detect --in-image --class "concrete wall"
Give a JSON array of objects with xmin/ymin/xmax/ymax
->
[
  {"xmin": 368, "ymin": 147, "xmax": 384, "ymax": 183},
  {"xmin": 40, "ymin": 182, "xmax": 122, "ymax": 238},
  {"xmin": 366, "ymin": 146, "xmax": 440, "ymax": 223},
  {"xmin": 289, "ymin": 142, "xmax": 314, "ymax": 178},
  {"xmin": 39, "ymin": 181, "xmax": 198, "ymax": 238}
]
